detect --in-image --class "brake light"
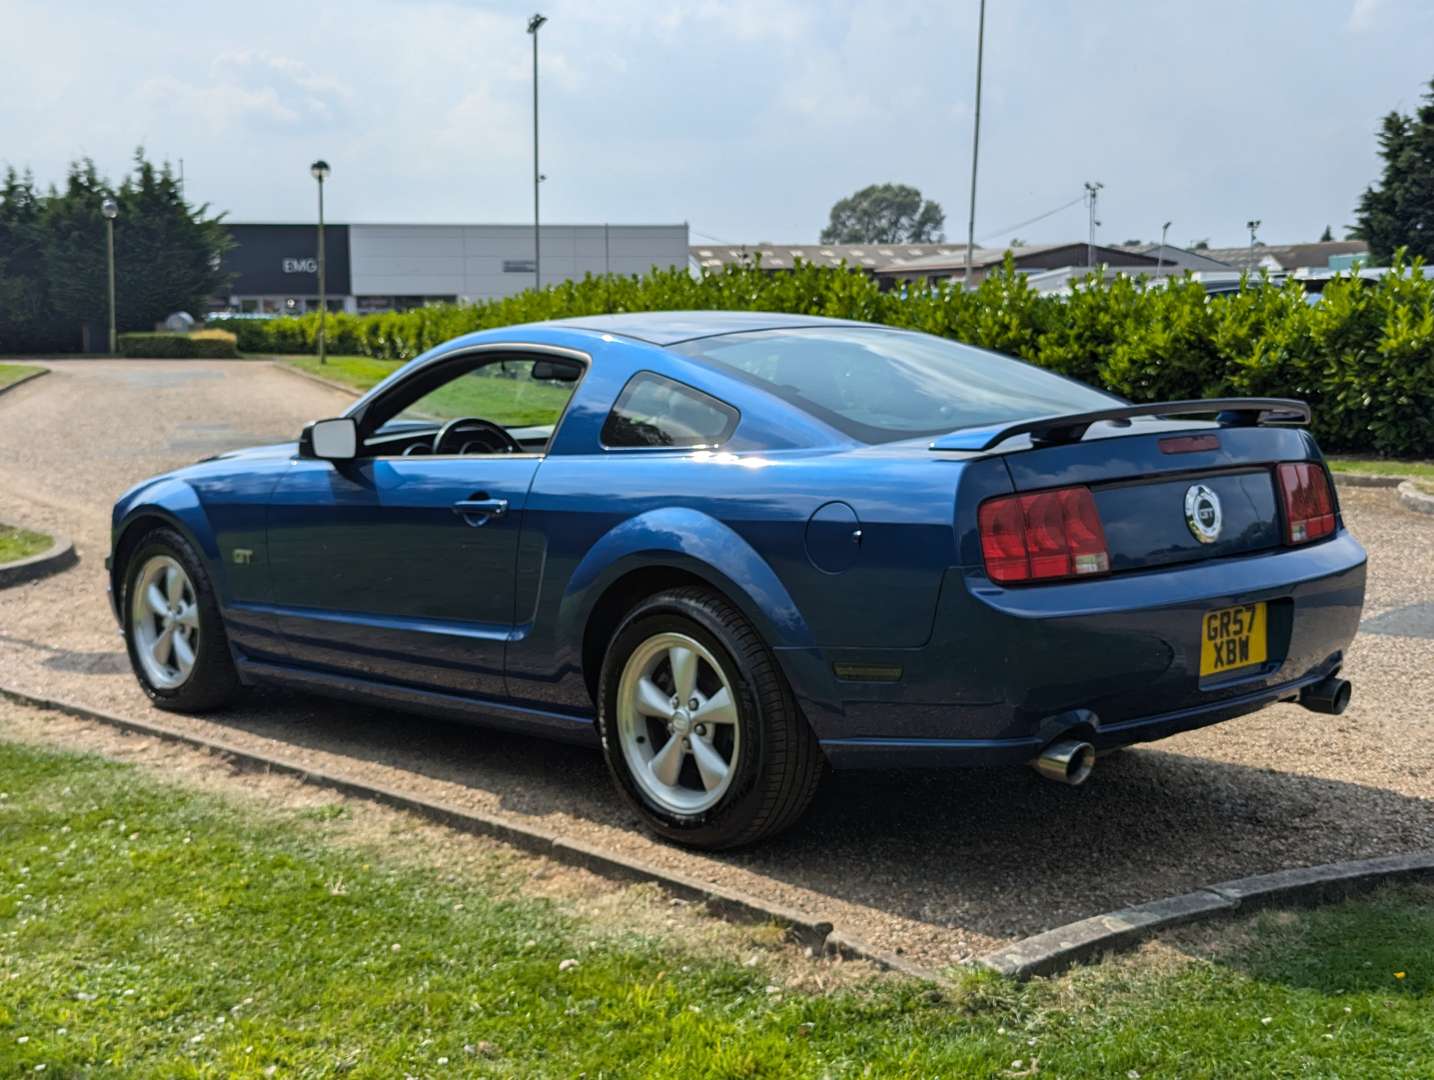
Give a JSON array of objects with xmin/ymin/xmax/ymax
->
[
  {"xmin": 978, "ymin": 486, "xmax": 1110, "ymax": 583},
  {"xmin": 1277, "ymin": 462, "xmax": 1335, "ymax": 544}
]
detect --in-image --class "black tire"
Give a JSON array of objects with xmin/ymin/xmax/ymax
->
[
  {"xmin": 597, "ymin": 586, "xmax": 824, "ymax": 850},
  {"xmin": 121, "ymin": 527, "xmax": 241, "ymax": 713}
]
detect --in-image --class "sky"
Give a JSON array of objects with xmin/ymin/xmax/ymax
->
[{"xmin": 3, "ymin": 0, "xmax": 1431, "ymax": 250}]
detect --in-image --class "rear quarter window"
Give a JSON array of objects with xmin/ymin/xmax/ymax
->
[{"xmin": 601, "ymin": 372, "xmax": 739, "ymax": 449}]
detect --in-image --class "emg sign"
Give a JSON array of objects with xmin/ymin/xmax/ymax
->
[{"xmin": 283, "ymin": 257, "xmax": 319, "ymax": 274}]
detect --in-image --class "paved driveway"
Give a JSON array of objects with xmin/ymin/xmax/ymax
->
[{"xmin": 1, "ymin": 359, "xmax": 1431, "ymax": 970}]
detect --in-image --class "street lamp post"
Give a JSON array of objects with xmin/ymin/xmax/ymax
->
[
  {"xmin": 310, "ymin": 160, "xmax": 330, "ymax": 365},
  {"xmin": 1155, "ymin": 220, "xmax": 1171, "ymax": 279},
  {"xmin": 527, "ymin": 12, "xmax": 547, "ymax": 293},
  {"xmin": 963, "ymin": 0, "xmax": 986, "ymax": 290},
  {"xmin": 1246, "ymin": 219, "xmax": 1261, "ymax": 278},
  {"xmin": 101, "ymin": 196, "xmax": 118, "ymax": 355}
]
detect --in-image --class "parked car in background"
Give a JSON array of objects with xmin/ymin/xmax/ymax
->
[{"xmin": 108, "ymin": 313, "xmax": 1366, "ymax": 848}]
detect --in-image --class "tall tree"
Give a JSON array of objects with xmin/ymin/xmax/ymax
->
[
  {"xmin": 0, "ymin": 151, "xmax": 231, "ymax": 352},
  {"xmin": 820, "ymin": 184, "xmax": 945, "ymax": 244},
  {"xmin": 1353, "ymin": 78, "xmax": 1434, "ymax": 262}
]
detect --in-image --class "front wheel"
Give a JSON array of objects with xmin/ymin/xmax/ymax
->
[
  {"xmin": 122, "ymin": 527, "xmax": 241, "ymax": 713},
  {"xmin": 597, "ymin": 587, "xmax": 824, "ymax": 850}
]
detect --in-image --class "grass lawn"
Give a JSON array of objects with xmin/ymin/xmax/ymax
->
[
  {"xmin": 0, "ymin": 525, "xmax": 51, "ymax": 563},
  {"xmin": 278, "ymin": 354, "xmax": 571, "ymax": 428},
  {"xmin": 0, "ymin": 363, "xmax": 45, "ymax": 390},
  {"xmin": 1327, "ymin": 457, "xmax": 1434, "ymax": 480},
  {"xmin": 2, "ymin": 739, "xmax": 1432, "ymax": 1076}
]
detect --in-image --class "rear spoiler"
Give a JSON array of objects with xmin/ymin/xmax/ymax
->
[{"xmin": 929, "ymin": 398, "xmax": 1311, "ymax": 452}]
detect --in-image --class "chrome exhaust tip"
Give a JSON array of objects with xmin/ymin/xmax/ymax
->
[
  {"xmin": 1032, "ymin": 738, "xmax": 1095, "ymax": 786},
  {"xmin": 1300, "ymin": 676, "xmax": 1352, "ymax": 716}
]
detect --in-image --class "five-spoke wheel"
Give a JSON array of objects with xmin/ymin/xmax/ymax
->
[
  {"xmin": 615, "ymin": 631, "xmax": 741, "ymax": 814},
  {"xmin": 598, "ymin": 586, "xmax": 824, "ymax": 850},
  {"xmin": 130, "ymin": 555, "xmax": 200, "ymax": 688},
  {"xmin": 121, "ymin": 527, "xmax": 240, "ymax": 712}
]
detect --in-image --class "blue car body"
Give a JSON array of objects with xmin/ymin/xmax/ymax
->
[{"xmin": 108, "ymin": 312, "xmax": 1367, "ymax": 770}]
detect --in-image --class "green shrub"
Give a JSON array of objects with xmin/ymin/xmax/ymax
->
[
  {"xmin": 117, "ymin": 330, "xmax": 239, "ymax": 359},
  {"xmin": 225, "ymin": 252, "xmax": 1434, "ymax": 457}
]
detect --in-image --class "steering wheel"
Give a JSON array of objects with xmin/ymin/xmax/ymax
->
[{"xmin": 431, "ymin": 416, "xmax": 522, "ymax": 456}]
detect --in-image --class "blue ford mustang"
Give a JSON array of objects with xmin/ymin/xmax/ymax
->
[{"xmin": 108, "ymin": 312, "xmax": 1366, "ymax": 848}]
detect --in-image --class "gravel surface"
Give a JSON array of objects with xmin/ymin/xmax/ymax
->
[{"xmin": 1, "ymin": 359, "xmax": 1431, "ymax": 973}]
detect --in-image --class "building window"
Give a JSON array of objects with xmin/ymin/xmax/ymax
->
[{"xmin": 601, "ymin": 373, "xmax": 739, "ymax": 449}]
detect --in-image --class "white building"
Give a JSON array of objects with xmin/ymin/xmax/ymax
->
[{"xmin": 219, "ymin": 222, "xmax": 689, "ymax": 314}]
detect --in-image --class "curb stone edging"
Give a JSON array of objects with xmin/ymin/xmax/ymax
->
[
  {"xmin": 0, "ymin": 530, "xmax": 78, "ymax": 588},
  {"xmin": 1330, "ymin": 470, "xmax": 1405, "ymax": 489},
  {"xmin": 0, "ymin": 366, "xmax": 50, "ymax": 399},
  {"xmin": 0, "ymin": 685, "xmax": 867, "ymax": 972},
  {"xmin": 1397, "ymin": 480, "xmax": 1434, "ymax": 515},
  {"xmin": 979, "ymin": 851, "xmax": 1434, "ymax": 980},
  {"xmin": 268, "ymin": 359, "xmax": 368, "ymax": 398},
  {"xmin": 7, "ymin": 685, "xmax": 1429, "ymax": 988}
]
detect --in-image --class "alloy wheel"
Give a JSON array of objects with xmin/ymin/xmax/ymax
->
[
  {"xmin": 130, "ymin": 555, "xmax": 200, "ymax": 689},
  {"xmin": 615, "ymin": 631, "xmax": 741, "ymax": 814}
]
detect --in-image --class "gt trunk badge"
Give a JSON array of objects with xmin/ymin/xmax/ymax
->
[{"xmin": 1184, "ymin": 484, "xmax": 1223, "ymax": 544}]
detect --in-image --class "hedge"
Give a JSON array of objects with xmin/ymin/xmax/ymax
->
[
  {"xmin": 214, "ymin": 253, "xmax": 1434, "ymax": 457},
  {"xmin": 118, "ymin": 330, "xmax": 239, "ymax": 359}
]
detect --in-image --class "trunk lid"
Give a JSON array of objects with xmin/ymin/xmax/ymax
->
[{"xmin": 996, "ymin": 421, "xmax": 1318, "ymax": 574}]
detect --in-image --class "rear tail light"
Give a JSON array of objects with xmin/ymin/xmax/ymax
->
[
  {"xmin": 978, "ymin": 485, "xmax": 1110, "ymax": 583},
  {"xmin": 1277, "ymin": 462, "xmax": 1335, "ymax": 544}
]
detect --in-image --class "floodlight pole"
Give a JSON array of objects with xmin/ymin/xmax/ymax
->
[
  {"xmin": 528, "ymin": 13, "xmax": 547, "ymax": 292},
  {"xmin": 1155, "ymin": 220, "xmax": 1171, "ymax": 278},
  {"xmin": 963, "ymin": 0, "xmax": 986, "ymax": 290}
]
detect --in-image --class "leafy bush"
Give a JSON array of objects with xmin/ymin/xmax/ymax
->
[
  {"xmin": 118, "ymin": 330, "xmax": 239, "ymax": 359},
  {"xmin": 232, "ymin": 253, "xmax": 1434, "ymax": 456}
]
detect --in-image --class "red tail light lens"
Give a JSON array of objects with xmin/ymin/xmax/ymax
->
[
  {"xmin": 1277, "ymin": 462, "xmax": 1335, "ymax": 544},
  {"xmin": 978, "ymin": 486, "xmax": 1110, "ymax": 583}
]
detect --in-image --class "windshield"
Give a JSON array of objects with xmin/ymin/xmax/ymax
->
[{"xmin": 671, "ymin": 327, "xmax": 1120, "ymax": 444}]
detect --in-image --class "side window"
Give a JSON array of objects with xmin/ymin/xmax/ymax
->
[
  {"xmin": 601, "ymin": 373, "xmax": 739, "ymax": 449},
  {"xmin": 394, "ymin": 358, "xmax": 579, "ymax": 429}
]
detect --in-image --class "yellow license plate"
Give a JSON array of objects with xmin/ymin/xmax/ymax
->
[{"xmin": 1200, "ymin": 602, "xmax": 1267, "ymax": 677}]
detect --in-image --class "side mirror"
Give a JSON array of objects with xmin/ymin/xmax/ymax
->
[{"xmin": 303, "ymin": 417, "xmax": 358, "ymax": 460}]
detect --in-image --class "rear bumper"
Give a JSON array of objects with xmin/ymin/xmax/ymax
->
[
  {"xmin": 790, "ymin": 529, "xmax": 1366, "ymax": 768},
  {"xmin": 819, "ymin": 661, "xmax": 1337, "ymax": 769}
]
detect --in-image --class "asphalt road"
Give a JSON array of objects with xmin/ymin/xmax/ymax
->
[{"xmin": 1, "ymin": 359, "xmax": 1431, "ymax": 971}]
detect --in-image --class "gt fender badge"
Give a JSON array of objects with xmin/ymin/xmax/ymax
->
[
  {"xmin": 232, "ymin": 548, "xmax": 254, "ymax": 565},
  {"xmin": 1184, "ymin": 484, "xmax": 1223, "ymax": 543}
]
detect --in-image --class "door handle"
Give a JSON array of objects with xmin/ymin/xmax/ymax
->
[{"xmin": 452, "ymin": 496, "xmax": 508, "ymax": 523}]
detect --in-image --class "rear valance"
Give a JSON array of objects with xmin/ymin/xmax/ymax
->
[{"xmin": 929, "ymin": 398, "xmax": 1311, "ymax": 453}]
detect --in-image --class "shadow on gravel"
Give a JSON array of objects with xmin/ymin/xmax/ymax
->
[
  {"xmin": 0, "ymin": 631, "xmax": 130, "ymax": 675},
  {"xmin": 205, "ymin": 686, "xmax": 1434, "ymax": 943}
]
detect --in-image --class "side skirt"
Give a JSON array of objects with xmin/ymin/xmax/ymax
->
[{"xmin": 235, "ymin": 659, "xmax": 599, "ymax": 747}]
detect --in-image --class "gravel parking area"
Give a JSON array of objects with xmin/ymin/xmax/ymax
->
[{"xmin": 1, "ymin": 360, "xmax": 1431, "ymax": 972}]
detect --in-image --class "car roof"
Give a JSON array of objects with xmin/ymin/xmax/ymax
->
[{"xmin": 539, "ymin": 310, "xmax": 885, "ymax": 346}]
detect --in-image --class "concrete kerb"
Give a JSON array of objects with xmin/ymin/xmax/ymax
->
[
  {"xmin": 980, "ymin": 851, "xmax": 1434, "ymax": 980},
  {"xmin": 1396, "ymin": 480, "xmax": 1434, "ymax": 515},
  {"xmin": 0, "ymin": 530, "xmax": 78, "ymax": 589},
  {"xmin": 267, "ymin": 359, "xmax": 366, "ymax": 398},
  {"xmin": 1330, "ymin": 470, "xmax": 1405, "ymax": 489},
  {"xmin": 0, "ymin": 685, "xmax": 878, "ymax": 973},
  {"xmin": 0, "ymin": 366, "xmax": 50, "ymax": 399},
  {"xmin": 7, "ymin": 684, "xmax": 1430, "ymax": 988}
]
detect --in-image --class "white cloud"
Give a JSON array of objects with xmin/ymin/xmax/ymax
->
[{"xmin": 1347, "ymin": 0, "xmax": 1382, "ymax": 31}]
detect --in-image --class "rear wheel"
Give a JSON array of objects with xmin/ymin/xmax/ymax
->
[
  {"xmin": 597, "ymin": 587, "xmax": 824, "ymax": 850},
  {"xmin": 122, "ymin": 528, "xmax": 240, "ymax": 712}
]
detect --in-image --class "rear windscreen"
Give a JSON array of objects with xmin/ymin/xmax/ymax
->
[{"xmin": 671, "ymin": 327, "xmax": 1119, "ymax": 444}]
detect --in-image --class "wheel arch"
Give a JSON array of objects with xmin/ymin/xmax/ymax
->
[
  {"xmin": 562, "ymin": 507, "xmax": 817, "ymax": 704},
  {"xmin": 110, "ymin": 485, "xmax": 221, "ymax": 609}
]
